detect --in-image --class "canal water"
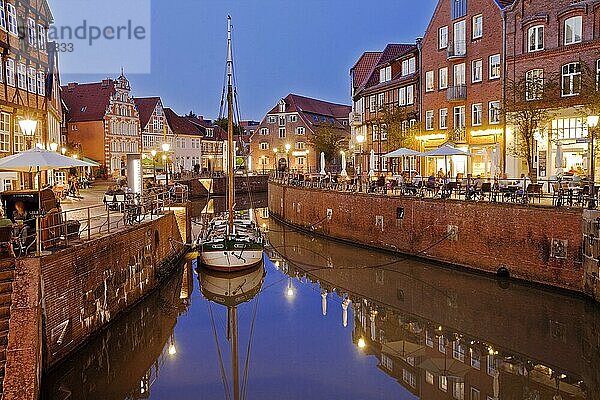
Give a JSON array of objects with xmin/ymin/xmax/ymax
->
[{"xmin": 41, "ymin": 201, "xmax": 600, "ymax": 400}]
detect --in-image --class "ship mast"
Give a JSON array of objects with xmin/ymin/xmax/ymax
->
[{"xmin": 226, "ymin": 16, "xmax": 235, "ymax": 231}]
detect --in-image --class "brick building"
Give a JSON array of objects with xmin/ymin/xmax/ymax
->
[
  {"xmin": 62, "ymin": 73, "xmax": 141, "ymax": 177},
  {"xmin": 350, "ymin": 44, "xmax": 420, "ymax": 175},
  {"xmin": 134, "ymin": 97, "xmax": 172, "ymax": 155},
  {"xmin": 420, "ymin": 0, "xmax": 508, "ymax": 177},
  {"xmin": 504, "ymin": 0, "xmax": 600, "ymax": 179},
  {"xmin": 164, "ymin": 108, "xmax": 202, "ymax": 171},
  {"xmin": 249, "ymin": 94, "xmax": 351, "ymax": 173},
  {"xmin": 0, "ymin": 0, "xmax": 61, "ymax": 190}
]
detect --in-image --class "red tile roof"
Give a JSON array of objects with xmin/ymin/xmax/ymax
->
[
  {"xmin": 186, "ymin": 116, "xmax": 228, "ymax": 141},
  {"xmin": 134, "ymin": 97, "xmax": 160, "ymax": 128},
  {"xmin": 267, "ymin": 94, "xmax": 351, "ymax": 120},
  {"xmin": 61, "ymin": 81, "xmax": 115, "ymax": 122},
  {"xmin": 164, "ymin": 108, "xmax": 203, "ymax": 136},
  {"xmin": 376, "ymin": 43, "xmax": 416, "ymax": 67},
  {"xmin": 351, "ymin": 51, "xmax": 382, "ymax": 89}
]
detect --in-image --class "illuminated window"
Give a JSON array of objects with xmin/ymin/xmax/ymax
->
[
  {"xmin": 562, "ymin": 62, "xmax": 581, "ymax": 97},
  {"xmin": 489, "ymin": 101, "xmax": 501, "ymax": 124},
  {"xmin": 472, "ymin": 103, "xmax": 482, "ymax": 126},
  {"xmin": 426, "ymin": 110, "xmax": 434, "ymax": 130},
  {"xmin": 440, "ymin": 108, "xmax": 448, "ymax": 129},
  {"xmin": 259, "ymin": 142, "xmax": 269, "ymax": 150},
  {"xmin": 525, "ymin": 69, "xmax": 544, "ymax": 100},
  {"xmin": 0, "ymin": 113, "xmax": 9, "ymax": 152}
]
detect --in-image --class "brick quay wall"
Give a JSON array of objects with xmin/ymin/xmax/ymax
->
[
  {"xmin": 2, "ymin": 207, "xmax": 190, "ymax": 400},
  {"xmin": 269, "ymin": 182, "xmax": 584, "ymax": 292}
]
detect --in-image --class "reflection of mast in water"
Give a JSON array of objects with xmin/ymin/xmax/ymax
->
[{"xmin": 198, "ymin": 263, "xmax": 266, "ymax": 400}]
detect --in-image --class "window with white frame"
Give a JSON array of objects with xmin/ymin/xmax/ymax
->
[
  {"xmin": 260, "ymin": 156, "xmax": 269, "ymax": 165},
  {"xmin": 425, "ymin": 330, "xmax": 434, "ymax": 347},
  {"xmin": 402, "ymin": 57, "xmax": 416, "ymax": 76},
  {"xmin": 426, "ymin": 110, "xmax": 434, "ymax": 130},
  {"xmin": 426, "ymin": 71, "xmax": 434, "ymax": 92},
  {"xmin": 267, "ymin": 116, "xmax": 276, "ymax": 124},
  {"xmin": 17, "ymin": 63, "xmax": 26, "ymax": 90},
  {"xmin": 0, "ymin": 61, "xmax": 3, "ymax": 83},
  {"xmin": 27, "ymin": 67, "xmax": 36, "ymax": 92},
  {"xmin": 37, "ymin": 25, "xmax": 46, "ymax": 50},
  {"xmin": 470, "ymin": 387, "xmax": 481, "ymax": 400},
  {"xmin": 470, "ymin": 348, "xmax": 481, "ymax": 369},
  {"xmin": 37, "ymin": 70, "xmax": 45, "ymax": 95},
  {"xmin": 279, "ymin": 116, "xmax": 285, "ymax": 126},
  {"xmin": 454, "ymin": 63, "xmax": 466, "ymax": 86},
  {"xmin": 454, "ymin": 106, "xmax": 466, "ymax": 129},
  {"xmin": 278, "ymin": 127, "xmax": 286, "ymax": 138},
  {"xmin": 380, "ymin": 65, "xmax": 392, "ymax": 83},
  {"xmin": 259, "ymin": 142, "xmax": 269, "ymax": 150},
  {"xmin": 562, "ymin": 62, "xmax": 581, "ymax": 97},
  {"xmin": 472, "ymin": 14, "xmax": 483, "ymax": 39},
  {"xmin": 489, "ymin": 101, "xmax": 501, "ymax": 124},
  {"xmin": 440, "ymin": 108, "xmax": 448, "ymax": 129},
  {"xmin": 369, "ymin": 95, "xmax": 376, "ymax": 112},
  {"xmin": 402, "ymin": 369, "xmax": 416, "ymax": 388},
  {"xmin": 296, "ymin": 141, "xmax": 305, "ymax": 149},
  {"xmin": 289, "ymin": 114, "xmax": 297, "ymax": 123},
  {"xmin": 6, "ymin": 3, "xmax": 16, "ymax": 36},
  {"xmin": 552, "ymin": 117, "xmax": 587, "ymax": 140},
  {"xmin": 472, "ymin": 59, "xmax": 482, "ymax": 83},
  {"xmin": 0, "ymin": 1, "xmax": 5, "ymax": 31},
  {"xmin": 439, "ymin": 335, "xmax": 447, "ymax": 353},
  {"xmin": 406, "ymin": 85, "xmax": 414, "ymax": 105},
  {"xmin": 296, "ymin": 126, "xmax": 305, "ymax": 135},
  {"xmin": 372, "ymin": 125, "xmax": 379, "ymax": 141},
  {"xmin": 426, "ymin": 370, "xmax": 434, "ymax": 385},
  {"xmin": 381, "ymin": 354, "xmax": 393, "ymax": 371},
  {"xmin": 399, "ymin": 87, "xmax": 406, "ymax": 106},
  {"xmin": 472, "ymin": 103, "xmax": 482, "ymax": 126},
  {"xmin": 296, "ymin": 156, "xmax": 305, "ymax": 165},
  {"xmin": 439, "ymin": 376, "xmax": 448, "ymax": 392},
  {"xmin": 0, "ymin": 112, "xmax": 9, "ymax": 152},
  {"xmin": 439, "ymin": 26, "xmax": 448, "ymax": 49},
  {"xmin": 453, "ymin": 341, "xmax": 466, "ymax": 362},
  {"xmin": 526, "ymin": 69, "xmax": 544, "ymax": 100},
  {"xmin": 489, "ymin": 54, "xmax": 501, "ymax": 79},
  {"xmin": 528, "ymin": 25, "xmax": 544, "ymax": 52},
  {"xmin": 597, "ymin": 59, "xmax": 600, "ymax": 89},
  {"xmin": 439, "ymin": 67, "xmax": 448, "ymax": 89},
  {"xmin": 486, "ymin": 355, "xmax": 498, "ymax": 376},
  {"xmin": 260, "ymin": 127, "xmax": 269, "ymax": 135},
  {"xmin": 564, "ymin": 16, "xmax": 582, "ymax": 45},
  {"xmin": 27, "ymin": 18, "xmax": 36, "ymax": 47},
  {"xmin": 377, "ymin": 93, "xmax": 385, "ymax": 108},
  {"xmin": 453, "ymin": 381, "xmax": 465, "ymax": 400}
]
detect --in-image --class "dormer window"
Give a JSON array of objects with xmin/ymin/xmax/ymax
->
[
  {"xmin": 379, "ymin": 66, "xmax": 392, "ymax": 83},
  {"xmin": 278, "ymin": 100, "xmax": 286, "ymax": 113},
  {"xmin": 206, "ymin": 128, "xmax": 214, "ymax": 138}
]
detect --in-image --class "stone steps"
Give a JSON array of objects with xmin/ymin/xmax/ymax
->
[{"xmin": 0, "ymin": 263, "xmax": 15, "ymax": 399}]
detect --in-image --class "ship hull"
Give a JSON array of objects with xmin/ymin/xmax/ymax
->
[{"xmin": 199, "ymin": 241, "xmax": 264, "ymax": 272}]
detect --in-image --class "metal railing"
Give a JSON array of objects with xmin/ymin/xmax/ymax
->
[
  {"xmin": 270, "ymin": 172, "xmax": 597, "ymax": 210},
  {"xmin": 447, "ymin": 85, "xmax": 467, "ymax": 101},
  {"xmin": 3, "ymin": 185, "xmax": 189, "ymax": 258}
]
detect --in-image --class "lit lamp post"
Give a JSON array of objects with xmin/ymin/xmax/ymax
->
[
  {"xmin": 587, "ymin": 115, "xmax": 599, "ymax": 209},
  {"xmin": 356, "ymin": 134, "xmax": 365, "ymax": 192},
  {"xmin": 162, "ymin": 142, "xmax": 171, "ymax": 185},
  {"xmin": 285, "ymin": 143, "xmax": 291, "ymax": 174},
  {"xmin": 19, "ymin": 117, "xmax": 38, "ymax": 189},
  {"xmin": 151, "ymin": 149, "xmax": 157, "ymax": 183}
]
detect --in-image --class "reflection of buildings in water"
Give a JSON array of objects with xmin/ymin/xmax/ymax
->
[
  {"xmin": 41, "ymin": 261, "xmax": 194, "ymax": 400},
  {"xmin": 190, "ymin": 192, "xmax": 269, "ymax": 219},
  {"xmin": 266, "ymin": 220, "xmax": 594, "ymax": 400}
]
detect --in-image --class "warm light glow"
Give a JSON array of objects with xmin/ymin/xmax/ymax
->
[
  {"xmin": 18, "ymin": 118, "xmax": 37, "ymax": 137},
  {"xmin": 35, "ymin": 143, "xmax": 44, "ymax": 149},
  {"xmin": 357, "ymin": 337, "xmax": 366, "ymax": 348},
  {"xmin": 470, "ymin": 128, "xmax": 503, "ymax": 137},
  {"xmin": 273, "ymin": 147, "xmax": 278, "ymax": 153},
  {"xmin": 162, "ymin": 142, "xmax": 171, "ymax": 152},
  {"xmin": 588, "ymin": 115, "xmax": 600, "ymax": 128},
  {"xmin": 162, "ymin": 154, "xmax": 167, "ymax": 161},
  {"xmin": 340, "ymin": 150, "xmax": 345, "ymax": 155},
  {"xmin": 151, "ymin": 149, "xmax": 157, "ymax": 157},
  {"xmin": 61, "ymin": 147, "xmax": 66, "ymax": 155},
  {"xmin": 72, "ymin": 154, "xmax": 79, "ymax": 159},
  {"xmin": 285, "ymin": 143, "xmax": 291, "ymax": 152},
  {"xmin": 417, "ymin": 133, "xmax": 446, "ymax": 141},
  {"xmin": 49, "ymin": 142, "xmax": 59, "ymax": 152},
  {"xmin": 286, "ymin": 287, "xmax": 295, "ymax": 297},
  {"xmin": 356, "ymin": 134, "xmax": 365, "ymax": 144},
  {"xmin": 274, "ymin": 260, "xmax": 280, "ymax": 268},
  {"xmin": 168, "ymin": 343, "xmax": 177, "ymax": 355}
]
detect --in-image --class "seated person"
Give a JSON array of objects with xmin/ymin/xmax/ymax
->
[
  {"xmin": 499, "ymin": 173, "xmax": 509, "ymax": 189},
  {"xmin": 426, "ymin": 175, "xmax": 436, "ymax": 188},
  {"xmin": 516, "ymin": 173, "xmax": 531, "ymax": 194},
  {"xmin": 12, "ymin": 201, "xmax": 29, "ymax": 222}
]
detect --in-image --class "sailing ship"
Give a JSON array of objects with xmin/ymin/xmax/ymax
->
[
  {"xmin": 198, "ymin": 16, "xmax": 264, "ymax": 271},
  {"xmin": 198, "ymin": 264, "xmax": 266, "ymax": 400}
]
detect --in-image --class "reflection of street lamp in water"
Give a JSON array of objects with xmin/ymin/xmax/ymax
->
[
  {"xmin": 285, "ymin": 277, "xmax": 295, "ymax": 298},
  {"xmin": 356, "ymin": 134, "xmax": 365, "ymax": 192},
  {"xmin": 587, "ymin": 115, "xmax": 599, "ymax": 209},
  {"xmin": 168, "ymin": 334, "xmax": 177, "ymax": 356}
]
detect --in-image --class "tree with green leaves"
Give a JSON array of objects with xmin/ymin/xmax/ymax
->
[
  {"xmin": 215, "ymin": 117, "xmax": 243, "ymax": 136},
  {"xmin": 380, "ymin": 106, "xmax": 419, "ymax": 150},
  {"xmin": 308, "ymin": 125, "xmax": 347, "ymax": 164},
  {"xmin": 503, "ymin": 71, "xmax": 560, "ymax": 181}
]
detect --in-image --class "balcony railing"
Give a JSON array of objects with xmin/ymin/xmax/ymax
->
[
  {"xmin": 447, "ymin": 85, "xmax": 467, "ymax": 101},
  {"xmin": 447, "ymin": 41, "xmax": 467, "ymax": 59},
  {"xmin": 349, "ymin": 112, "xmax": 363, "ymax": 126}
]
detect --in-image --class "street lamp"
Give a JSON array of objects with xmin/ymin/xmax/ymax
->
[
  {"xmin": 49, "ymin": 142, "xmax": 58, "ymax": 152},
  {"xmin": 587, "ymin": 115, "xmax": 599, "ymax": 209},
  {"xmin": 151, "ymin": 149, "xmax": 157, "ymax": 184},
  {"xmin": 18, "ymin": 117, "xmax": 37, "ymax": 149},
  {"xmin": 61, "ymin": 147, "xmax": 66, "ymax": 155},
  {"xmin": 356, "ymin": 134, "xmax": 365, "ymax": 192}
]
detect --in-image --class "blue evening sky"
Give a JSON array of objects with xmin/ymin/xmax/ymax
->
[{"xmin": 51, "ymin": 0, "xmax": 437, "ymax": 120}]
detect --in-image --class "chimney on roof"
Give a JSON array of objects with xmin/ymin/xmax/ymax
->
[
  {"xmin": 101, "ymin": 79, "xmax": 110, "ymax": 88},
  {"xmin": 67, "ymin": 82, "xmax": 78, "ymax": 91}
]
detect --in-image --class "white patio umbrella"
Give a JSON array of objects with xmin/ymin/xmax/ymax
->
[
  {"xmin": 423, "ymin": 144, "xmax": 470, "ymax": 177},
  {"xmin": 555, "ymin": 142, "xmax": 563, "ymax": 177},
  {"xmin": 369, "ymin": 149, "xmax": 375, "ymax": 177},
  {"xmin": 320, "ymin": 152, "xmax": 326, "ymax": 175},
  {"xmin": 382, "ymin": 148, "xmax": 422, "ymax": 158},
  {"xmin": 340, "ymin": 151, "xmax": 348, "ymax": 177},
  {"xmin": 0, "ymin": 147, "xmax": 95, "ymax": 255}
]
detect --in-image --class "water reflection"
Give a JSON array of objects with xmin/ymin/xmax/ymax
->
[
  {"xmin": 41, "ymin": 207, "xmax": 600, "ymax": 400},
  {"xmin": 266, "ymin": 217, "xmax": 598, "ymax": 400}
]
